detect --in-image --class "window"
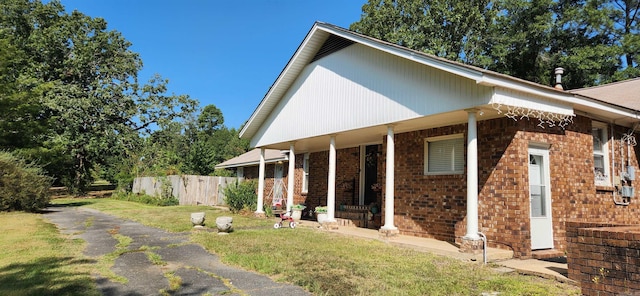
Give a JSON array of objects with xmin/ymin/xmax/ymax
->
[
  {"xmin": 424, "ymin": 134, "xmax": 464, "ymax": 175},
  {"xmin": 302, "ymin": 153, "xmax": 310, "ymax": 193},
  {"xmin": 237, "ymin": 167, "xmax": 244, "ymax": 179},
  {"xmin": 592, "ymin": 122, "xmax": 610, "ymax": 186}
]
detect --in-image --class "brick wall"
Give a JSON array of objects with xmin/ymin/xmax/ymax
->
[
  {"xmin": 242, "ymin": 115, "xmax": 640, "ymax": 259},
  {"xmin": 388, "ymin": 115, "xmax": 640, "ymax": 258},
  {"xmin": 566, "ymin": 222, "xmax": 640, "ymax": 295},
  {"xmin": 307, "ymin": 150, "xmax": 329, "ymax": 210},
  {"xmin": 389, "ymin": 126, "xmax": 468, "ymax": 243},
  {"xmin": 336, "ymin": 147, "xmax": 361, "ymax": 207},
  {"xmin": 307, "ymin": 147, "xmax": 364, "ymax": 211}
]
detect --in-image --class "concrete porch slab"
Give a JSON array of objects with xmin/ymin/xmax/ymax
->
[{"xmin": 326, "ymin": 226, "xmax": 513, "ymax": 262}]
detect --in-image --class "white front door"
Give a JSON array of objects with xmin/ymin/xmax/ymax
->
[
  {"xmin": 273, "ymin": 164, "xmax": 284, "ymax": 206},
  {"xmin": 529, "ymin": 147, "xmax": 554, "ymax": 250}
]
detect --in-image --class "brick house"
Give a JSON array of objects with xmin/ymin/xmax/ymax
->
[
  {"xmin": 216, "ymin": 148, "xmax": 309, "ymax": 210},
  {"xmin": 233, "ymin": 22, "xmax": 640, "ymax": 258}
]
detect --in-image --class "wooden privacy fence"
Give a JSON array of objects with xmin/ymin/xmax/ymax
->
[{"xmin": 132, "ymin": 175, "xmax": 237, "ymax": 206}]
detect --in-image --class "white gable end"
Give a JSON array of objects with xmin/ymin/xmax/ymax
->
[{"xmin": 251, "ymin": 43, "xmax": 493, "ymax": 148}]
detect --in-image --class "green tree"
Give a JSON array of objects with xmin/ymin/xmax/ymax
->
[
  {"xmin": 0, "ymin": 34, "xmax": 52, "ymax": 149},
  {"xmin": 351, "ymin": 0, "xmax": 639, "ymax": 89},
  {"xmin": 351, "ymin": 0, "xmax": 494, "ymax": 64},
  {"xmin": 181, "ymin": 105, "xmax": 249, "ymax": 176},
  {"xmin": 484, "ymin": 0, "xmax": 556, "ymax": 85},
  {"xmin": 0, "ymin": 0, "xmax": 197, "ymax": 193},
  {"xmin": 609, "ymin": 0, "xmax": 640, "ymax": 79}
]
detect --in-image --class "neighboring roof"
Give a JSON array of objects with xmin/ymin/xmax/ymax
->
[
  {"xmin": 570, "ymin": 78, "xmax": 640, "ymax": 111},
  {"xmin": 215, "ymin": 149, "xmax": 288, "ymax": 169}
]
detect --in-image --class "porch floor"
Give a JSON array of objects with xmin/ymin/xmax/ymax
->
[
  {"xmin": 317, "ymin": 224, "xmax": 571, "ymax": 283},
  {"xmin": 326, "ymin": 226, "xmax": 513, "ymax": 262}
]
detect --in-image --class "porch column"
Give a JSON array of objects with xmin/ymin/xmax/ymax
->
[
  {"xmin": 286, "ymin": 143, "xmax": 295, "ymax": 212},
  {"xmin": 255, "ymin": 148, "xmax": 266, "ymax": 214},
  {"xmin": 464, "ymin": 109, "xmax": 480, "ymax": 240},
  {"xmin": 381, "ymin": 125, "xmax": 397, "ymax": 231},
  {"xmin": 326, "ymin": 135, "xmax": 337, "ymax": 222}
]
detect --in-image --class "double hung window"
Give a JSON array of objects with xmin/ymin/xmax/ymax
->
[{"xmin": 592, "ymin": 122, "xmax": 610, "ymax": 186}]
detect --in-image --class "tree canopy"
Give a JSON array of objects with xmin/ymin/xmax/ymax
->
[
  {"xmin": 351, "ymin": 0, "xmax": 640, "ymax": 89},
  {"xmin": 0, "ymin": 0, "xmax": 247, "ymax": 193}
]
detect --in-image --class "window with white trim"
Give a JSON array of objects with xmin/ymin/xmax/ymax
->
[
  {"xmin": 302, "ymin": 153, "xmax": 310, "ymax": 193},
  {"xmin": 592, "ymin": 122, "xmax": 610, "ymax": 186},
  {"xmin": 424, "ymin": 134, "xmax": 464, "ymax": 175}
]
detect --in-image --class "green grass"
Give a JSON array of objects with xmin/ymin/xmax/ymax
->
[
  {"xmin": 51, "ymin": 198, "xmax": 258, "ymax": 232},
  {"xmin": 0, "ymin": 212, "xmax": 100, "ymax": 296},
  {"xmin": 47, "ymin": 198, "xmax": 580, "ymax": 295}
]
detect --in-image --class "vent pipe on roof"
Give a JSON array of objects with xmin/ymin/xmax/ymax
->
[{"xmin": 554, "ymin": 67, "xmax": 565, "ymax": 90}]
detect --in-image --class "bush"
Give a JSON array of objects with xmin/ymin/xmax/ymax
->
[
  {"xmin": 0, "ymin": 152, "xmax": 53, "ymax": 212},
  {"xmin": 111, "ymin": 191, "xmax": 179, "ymax": 206},
  {"xmin": 223, "ymin": 180, "xmax": 257, "ymax": 213}
]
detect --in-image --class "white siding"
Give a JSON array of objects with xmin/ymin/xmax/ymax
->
[{"xmin": 252, "ymin": 44, "xmax": 492, "ymax": 147}]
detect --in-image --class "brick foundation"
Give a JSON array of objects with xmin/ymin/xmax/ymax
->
[
  {"xmin": 459, "ymin": 237, "xmax": 484, "ymax": 254},
  {"xmin": 379, "ymin": 227, "xmax": 400, "ymax": 238},
  {"xmin": 566, "ymin": 221, "xmax": 640, "ymax": 295}
]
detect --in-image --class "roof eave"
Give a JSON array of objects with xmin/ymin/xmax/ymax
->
[
  {"xmin": 215, "ymin": 158, "xmax": 287, "ymax": 169},
  {"xmin": 240, "ymin": 22, "xmax": 328, "ymax": 140}
]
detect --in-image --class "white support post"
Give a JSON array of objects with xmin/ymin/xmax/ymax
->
[
  {"xmin": 465, "ymin": 109, "xmax": 480, "ymax": 240},
  {"xmin": 255, "ymin": 148, "xmax": 266, "ymax": 214},
  {"xmin": 327, "ymin": 135, "xmax": 337, "ymax": 222},
  {"xmin": 286, "ymin": 143, "xmax": 295, "ymax": 212},
  {"xmin": 381, "ymin": 126, "xmax": 397, "ymax": 230}
]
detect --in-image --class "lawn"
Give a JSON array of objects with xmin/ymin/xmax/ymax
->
[
  {"xmin": 43, "ymin": 197, "xmax": 579, "ymax": 296},
  {"xmin": 0, "ymin": 211, "xmax": 100, "ymax": 296}
]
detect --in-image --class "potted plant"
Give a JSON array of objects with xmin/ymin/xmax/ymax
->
[
  {"xmin": 315, "ymin": 206, "xmax": 328, "ymax": 224},
  {"xmin": 291, "ymin": 204, "xmax": 305, "ymax": 221}
]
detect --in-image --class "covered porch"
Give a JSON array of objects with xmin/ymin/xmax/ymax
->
[{"xmin": 251, "ymin": 109, "xmax": 486, "ymax": 242}]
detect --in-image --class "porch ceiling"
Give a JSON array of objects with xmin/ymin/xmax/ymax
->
[{"xmin": 260, "ymin": 107, "xmax": 504, "ymax": 152}]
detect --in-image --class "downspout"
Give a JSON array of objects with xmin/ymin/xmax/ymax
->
[{"xmin": 478, "ymin": 232, "xmax": 487, "ymax": 264}]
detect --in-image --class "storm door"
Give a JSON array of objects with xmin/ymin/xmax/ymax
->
[
  {"xmin": 360, "ymin": 145, "xmax": 379, "ymax": 205},
  {"xmin": 528, "ymin": 147, "xmax": 554, "ymax": 250}
]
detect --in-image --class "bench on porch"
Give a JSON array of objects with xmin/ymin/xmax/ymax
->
[{"xmin": 335, "ymin": 205, "xmax": 372, "ymax": 228}]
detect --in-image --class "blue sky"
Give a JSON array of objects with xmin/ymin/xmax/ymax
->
[{"xmin": 59, "ymin": 1, "xmax": 366, "ymax": 129}]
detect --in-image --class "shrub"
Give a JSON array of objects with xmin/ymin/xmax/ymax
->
[
  {"xmin": 292, "ymin": 204, "xmax": 306, "ymax": 210},
  {"xmin": 0, "ymin": 152, "xmax": 53, "ymax": 212},
  {"xmin": 315, "ymin": 206, "xmax": 328, "ymax": 213},
  {"xmin": 111, "ymin": 191, "xmax": 179, "ymax": 206},
  {"xmin": 223, "ymin": 180, "xmax": 257, "ymax": 213}
]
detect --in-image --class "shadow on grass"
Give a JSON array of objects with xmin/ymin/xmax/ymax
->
[
  {"xmin": 38, "ymin": 201, "xmax": 94, "ymax": 214},
  {"xmin": 47, "ymin": 201, "xmax": 94, "ymax": 208},
  {"xmin": 0, "ymin": 256, "xmax": 98, "ymax": 295}
]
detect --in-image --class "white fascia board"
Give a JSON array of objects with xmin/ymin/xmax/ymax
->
[
  {"xmin": 480, "ymin": 75, "xmax": 640, "ymax": 119},
  {"xmin": 215, "ymin": 154, "xmax": 289, "ymax": 169},
  {"xmin": 240, "ymin": 25, "xmax": 326, "ymax": 140},
  {"xmin": 477, "ymin": 75, "xmax": 574, "ymax": 104},
  {"xmin": 215, "ymin": 158, "xmax": 285, "ymax": 169}
]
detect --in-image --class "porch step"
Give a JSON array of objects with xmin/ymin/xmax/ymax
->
[
  {"xmin": 335, "ymin": 218, "xmax": 367, "ymax": 228},
  {"xmin": 531, "ymin": 249, "xmax": 565, "ymax": 259}
]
